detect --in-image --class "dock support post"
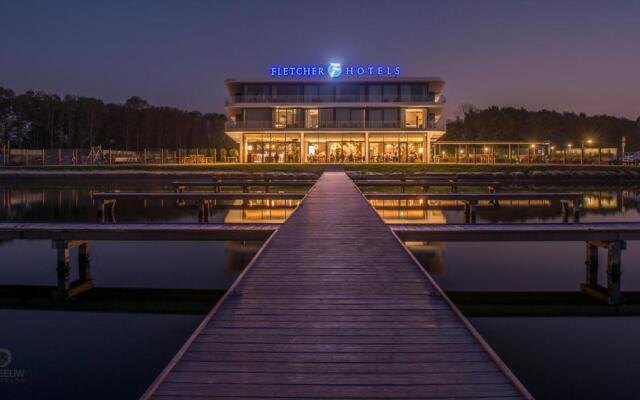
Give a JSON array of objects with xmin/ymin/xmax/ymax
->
[
  {"xmin": 78, "ymin": 242, "xmax": 91, "ymax": 282},
  {"xmin": 198, "ymin": 201, "xmax": 210, "ymax": 223},
  {"xmin": 463, "ymin": 201, "xmax": 477, "ymax": 223},
  {"xmin": 561, "ymin": 201, "xmax": 570, "ymax": 223},
  {"xmin": 585, "ymin": 242, "xmax": 599, "ymax": 287},
  {"xmin": 102, "ymin": 200, "xmax": 116, "ymax": 223},
  {"xmin": 607, "ymin": 241, "xmax": 623, "ymax": 305},
  {"xmin": 469, "ymin": 200, "xmax": 477, "ymax": 223},
  {"xmin": 55, "ymin": 240, "xmax": 70, "ymax": 299}
]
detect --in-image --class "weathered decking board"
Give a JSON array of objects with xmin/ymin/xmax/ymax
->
[{"xmin": 144, "ymin": 171, "xmax": 530, "ymax": 399}]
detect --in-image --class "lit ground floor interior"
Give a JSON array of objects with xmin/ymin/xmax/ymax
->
[
  {"xmin": 227, "ymin": 132, "xmax": 618, "ymax": 164},
  {"xmin": 229, "ymin": 132, "xmax": 443, "ymax": 163}
]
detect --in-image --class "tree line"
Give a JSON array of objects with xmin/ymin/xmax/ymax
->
[
  {"xmin": 0, "ymin": 87, "xmax": 236, "ymax": 150},
  {"xmin": 444, "ymin": 105, "xmax": 639, "ymax": 150},
  {"xmin": 2, "ymin": 87, "xmax": 638, "ymax": 152}
]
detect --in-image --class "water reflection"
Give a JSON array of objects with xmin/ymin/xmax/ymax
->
[
  {"xmin": 0, "ymin": 186, "xmax": 298, "ymax": 223},
  {"xmin": 370, "ymin": 190, "xmax": 640, "ymax": 224},
  {"xmin": 3, "ymin": 183, "xmax": 640, "ymax": 399}
]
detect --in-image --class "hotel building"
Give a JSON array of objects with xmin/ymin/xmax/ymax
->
[{"xmin": 224, "ymin": 68, "xmax": 446, "ymax": 163}]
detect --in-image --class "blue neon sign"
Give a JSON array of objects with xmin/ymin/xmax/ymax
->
[{"xmin": 270, "ymin": 63, "xmax": 401, "ymax": 78}]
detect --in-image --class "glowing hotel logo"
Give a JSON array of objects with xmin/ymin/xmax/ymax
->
[
  {"xmin": 327, "ymin": 63, "xmax": 342, "ymax": 78},
  {"xmin": 270, "ymin": 63, "xmax": 401, "ymax": 78}
]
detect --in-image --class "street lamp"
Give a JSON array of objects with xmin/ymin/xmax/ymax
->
[{"xmin": 581, "ymin": 139, "xmax": 593, "ymax": 165}]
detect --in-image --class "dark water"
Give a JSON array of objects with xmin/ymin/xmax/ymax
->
[{"xmin": 1, "ymin": 183, "xmax": 640, "ymax": 399}]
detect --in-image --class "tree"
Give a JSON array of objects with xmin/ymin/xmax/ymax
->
[
  {"xmin": 445, "ymin": 106, "xmax": 639, "ymax": 150},
  {"xmin": 0, "ymin": 87, "xmax": 232, "ymax": 151}
]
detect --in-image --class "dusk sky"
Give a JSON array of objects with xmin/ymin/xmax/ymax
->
[{"xmin": 1, "ymin": 0, "xmax": 639, "ymax": 120}]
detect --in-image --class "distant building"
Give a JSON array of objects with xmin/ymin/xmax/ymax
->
[{"xmin": 224, "ymin": 63, "xmax": 446, "ymax": 163}]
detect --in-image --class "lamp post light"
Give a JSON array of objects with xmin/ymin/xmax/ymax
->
[
  {"xmin": 530, "ymin": 144, "xmax": 536, "ymax": 164},
  {"xmin": 566, "ymin": 143, "xmax": 573, "ymax": 164},
  {"xmin": 580, "ymin": 139, "xmax": 593, "ymax": 165}
]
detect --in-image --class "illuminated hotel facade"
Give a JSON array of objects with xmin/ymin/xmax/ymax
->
[{"xmin": 224, "ymin": 63, "xmax": 446, "ymax": 163}]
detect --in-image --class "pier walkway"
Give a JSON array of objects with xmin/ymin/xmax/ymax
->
[{"xmin": 144, "ymin": 171, "xmax": 530, "ymax": 399}]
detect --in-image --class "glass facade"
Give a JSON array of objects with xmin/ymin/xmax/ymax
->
[
  {"xmin": 305, "ymin": 133, "xmax": 365, "ymax": 163},
  {"xmin": 245, "ymin": 133, "xmax": 301, "ymax": 163},
  {"xmin": 368, "ymin": 133, "xmax": 425, "ymax": 163},
  {"xmin": 243, "ymin": 133, "xmax": 427, "ymax": 163},
  {"xmin": 228, "ymin": 79, "xmax": 446, "ymax": 163}
]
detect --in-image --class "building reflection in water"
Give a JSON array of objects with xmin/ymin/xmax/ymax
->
[
  {"xmin": 582, "ymin": 192, "xmax": 618, "ymax": 209},
  {"xmin": 224, "ymin": 241, "xmax": 262, "ymax": 273},
  {"xmin": 223, "ymin": 199, "xmax": 299, "ymax": 223},
  {"xmin": 369, "ymin": 199, "xmax": 447, "ymax": 224},
  {"xmin": 405, "ymin": 241, "xmax": 448, "ymax": 276}
]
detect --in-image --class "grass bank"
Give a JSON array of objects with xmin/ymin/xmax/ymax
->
[
  {"xmin": 0, "ymin": 163, "xmax": 324, "ymax": 173},
  {"xmin": 1, "ymin": 163, "xmax": 639, "ymax": 183},
  {"xmin": 343, "ymin": 163, "xmax": 640, "ymax": 173}
]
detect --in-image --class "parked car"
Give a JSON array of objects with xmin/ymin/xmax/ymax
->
[{"xmin": 609, "ymin": 152, "xmax": 640, "ymax": 165}]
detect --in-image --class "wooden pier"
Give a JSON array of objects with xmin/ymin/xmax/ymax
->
[
  {"xmin": 173, "ymin": 179, "xmax": 316, "ymax": 193},
  {"xmin": 0, "ymin": 222, "xmax": 277, "ymax": 241},
  {"xmin": 356, "ymin": 179, "xmax": 502, "ymax": 193},
  {"xmin": 368, "ymin": 192, "xmax": 583, "ymax": 222},
  {"xmin": 143, "ymin": 171, "xmax": 531, "ymax": 399}
]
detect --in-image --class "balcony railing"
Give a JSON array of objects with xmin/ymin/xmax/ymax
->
[
  {"xmin": 225, "ymin": 94, "xmax": 445, "ymax": 105},
  {"xmin": 226, "ymin": 120, "xmax": 445, "ymax": 130}
]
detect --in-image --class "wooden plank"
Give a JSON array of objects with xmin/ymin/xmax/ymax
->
[
  {"xmin": 154, "ymin": 382, "xmax": 520, "ymax": 398},
  {"xmin": 172, "ymin": 360, "xmax": 499, "ymax": 374},
  {"xmin": 144, "ymin": 172, "xmax": 531, "ymax": 399},
  {"xmin": 163, "ymin": 370, "xmax": 509, "ymax": 385}
]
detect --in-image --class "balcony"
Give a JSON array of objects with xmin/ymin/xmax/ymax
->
[
  {"xmin": 225, "ymin": 120, "xmax": 445, "ymax": 131},
  {"xmin": 225, "ymin": 94, "xmax": 446, "ymax": 105}
]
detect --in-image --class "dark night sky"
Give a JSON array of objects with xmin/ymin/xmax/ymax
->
[{"xmin": 1, "ymin": 0, "xmax": 639, "ymax": 120}]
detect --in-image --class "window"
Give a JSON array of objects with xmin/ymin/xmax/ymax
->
[
  {"xmin": 367, "ymin": 109, "xmax": 399, "ymax": 128},
  {"xmin": 245, "ymin": 133, "xmax": 301, "ymax": 163},
  {"xmin": 306, "ymin": 109, "xmax": 319, "ymax": 128},
  {"xmin": 382, "ymin": 84, "xmax": 398, "ymax": 102},
  {"xmin": 243, "ymin": 84, "xmax": 270, "ymax": 102},
  {"xmin": 337, "ymin": 84, "xmax": 365, "ymax": 101},
  {"xmin": 273, "ymin": 84, "xmax": 300, "ymax": 102},
  {"xmin": 367, "ymin": 133, "xmax": 424, "ymax": 163},
  {"xmin": 368, "ymin": 85, "xmax": 382, "ymax": 101},
  {"xmin": 383, "ymin": 109, "xmax": 400, "ymax": 127},
  {"xmin": 274, "ymin": 109, "xmax": 300, "ymax": 128},
  {"xmin": 318, "ymin": 84, "xmax": 334, "ymax": 101},
  {"xmin": 335, "ymin": 109, "xmax": 364, "ymax": 128},
  {"xmin": 244, "ymin": 109, "xmax": 272, "ymax": 128},
  {"xmin": 404, "ymin": 109, "xmax": 425, "ymax": 128},
  {"xmin": 304, "ymin": 85, "xmax": 319, "ymax": 101},
  {"xmin": 319, "ymin": 109, "xmax": 335, "ymax": 128}
]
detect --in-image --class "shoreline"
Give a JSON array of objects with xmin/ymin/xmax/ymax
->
[{"xmin": 0, "ymin": 163, "xmax": 639, "ymax": 183}]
